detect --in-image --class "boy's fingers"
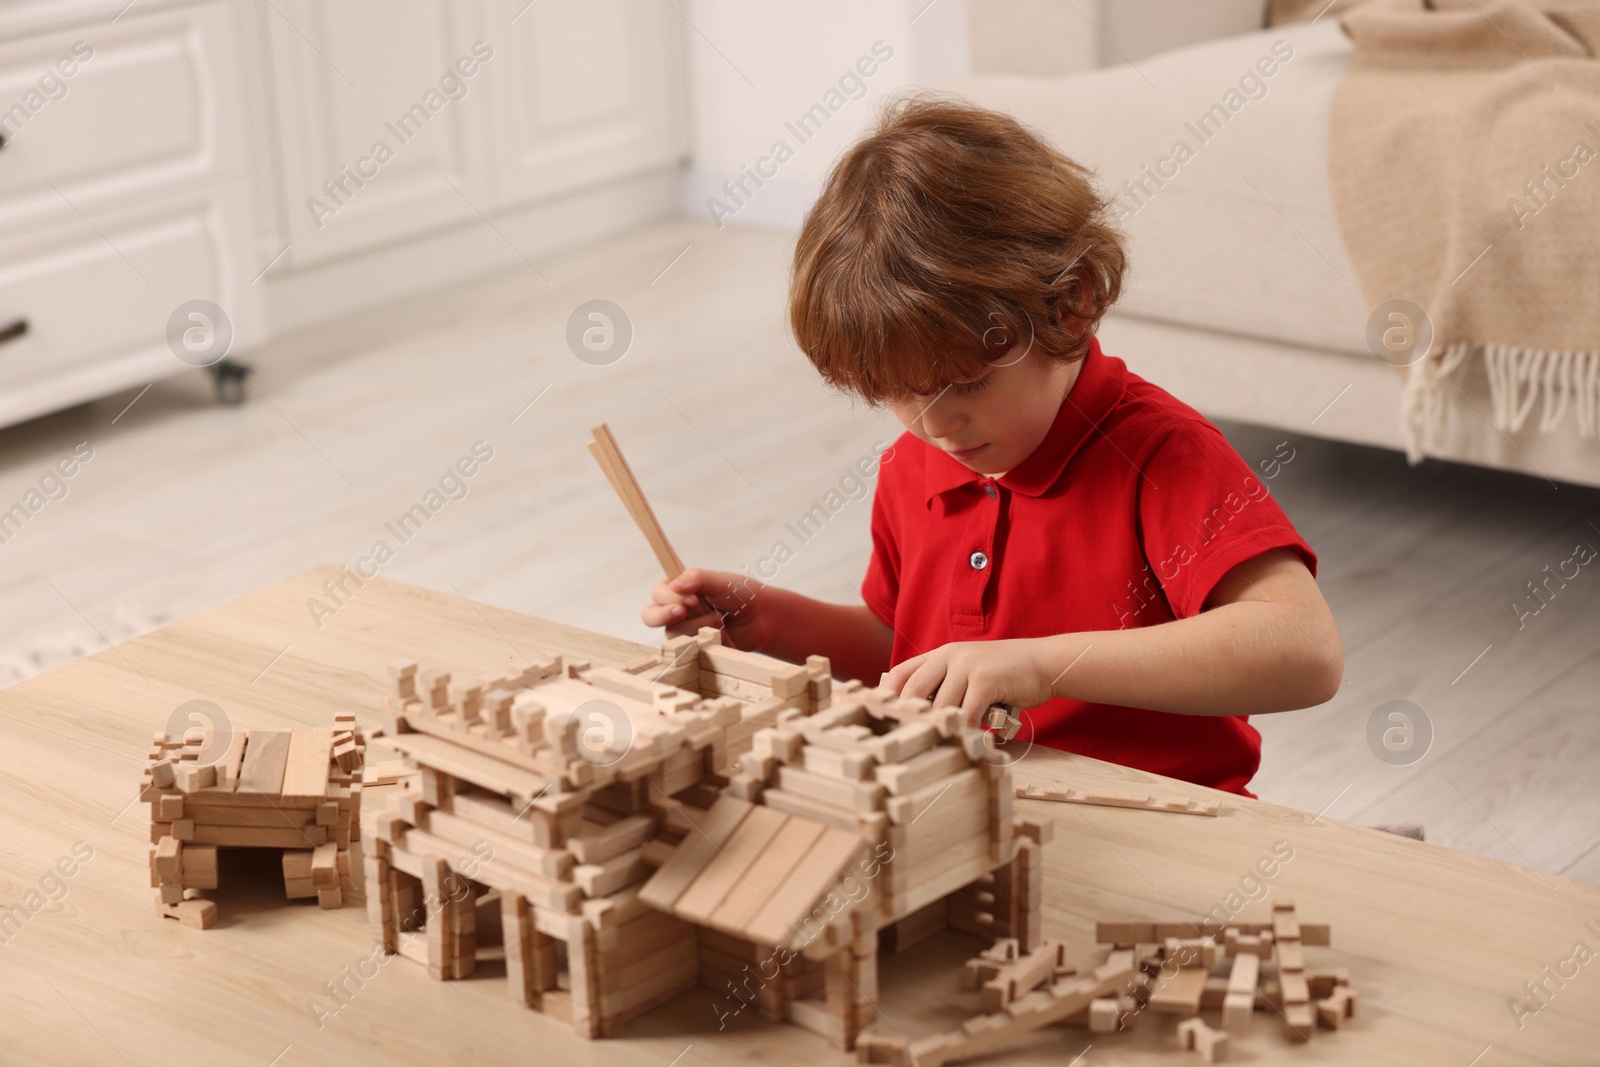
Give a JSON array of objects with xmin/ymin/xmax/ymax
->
[
  {"xmin": 667, "ymin": 611, "xmax": 723, "ymax": 638},
  {"xmin": 645, "ymin": 596, "xmax": 708, "ymax": 628},
  {"xmin": 651, "ymin": 580, "xmax": 689, "ymax": 607},
  {"xmin": 669, "ymin": 568, "xmax": 707, "ymax": 594},
  {"xmin": 900, "ymin": 659, "xmax": 952, "ymax": 704},
  {"xmin": 932, "ymin": 672, "xmax": 969, "ymax": 710},
  {"xmin": 880, "ymin": 657, "xmax": 919, "ymax": 694}
]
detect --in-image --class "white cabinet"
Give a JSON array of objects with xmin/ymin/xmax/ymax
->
[
  {"xmin": 260, "ymin": 0, "xmax": 688, "ymax": 265},
  {"xmin": 0, "ymin": 1, "xmax": 262, "ymax": 428},
  {"xmin": 262, "ymin": 0, "xmax": 487, "ymax": 264},
  {"xmin": 0, "ymin": 0, "xmax": 688, "ymax": 429},
  {"xmin": 475, "ymin": 0, "xmax": 687, "ymax": 210}
]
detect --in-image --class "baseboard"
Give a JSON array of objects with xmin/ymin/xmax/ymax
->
[{"xmin": 262, "ymin": 165, "xmax": 685, "ymax": 337}]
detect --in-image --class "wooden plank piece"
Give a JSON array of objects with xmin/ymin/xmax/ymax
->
[
  {"xmin": 744, "ymin": 826, "xmax": 866, "ymax": 947},
  {"xmin": 1016, "ymin": 782, "xmax": 1220, "ymax": 817},
  {"xmin": 280, "ymin": 730, "xmax": 334, "ymax": 804},
  {"xmin": 236, "ymin": 731, "xmax": 292, "ymax": 796},
  {"xmin": 637, "ymin": 796, "xmax": 753, "ymax": 912},
  {"xmin": 710, "ymin": 815, "xmax": 827, "ymax": 937},
  {"xmin": 1146, "ymin": 966, "xmax": 1208, "ymax": 1015},
  {"xmin": 673, "ymin": 806, "xmax": 788, "ymax": 925}
]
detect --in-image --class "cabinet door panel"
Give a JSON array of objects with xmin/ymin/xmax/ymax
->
[
  {"xmin": 266, "ymin": 0, "xmax": 482, "ymax": 264},
  {"xmin": 483, "ymin": 0, "xmax": 686, "ymax": 209},
  {"xmin": 0, "ymin": 4, "xmax": 249, "ymax": 233},
  {"xmin": 0, "ymin": 191, "xmax": 241, "ymax": 395}
]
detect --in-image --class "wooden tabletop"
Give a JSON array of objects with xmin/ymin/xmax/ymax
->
[{"xmin": 2, "ymin": 566, "xmax": 1595, "ymax": 1066}]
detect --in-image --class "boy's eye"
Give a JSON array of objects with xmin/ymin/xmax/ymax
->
[{"xmin": 952, "ymin": 375, "xmax": 992, "ymax": 395}]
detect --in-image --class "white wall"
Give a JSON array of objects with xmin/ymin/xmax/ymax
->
[{"xmin": 680, "ymin": 0, "xmax": 969, "ymax": 230}]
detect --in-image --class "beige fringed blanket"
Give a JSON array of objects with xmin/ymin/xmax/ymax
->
[{"xmin": 1328, "ymin": 0, "xmax": 1600, "ymax": 461}]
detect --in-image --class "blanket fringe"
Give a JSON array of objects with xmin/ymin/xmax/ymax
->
[{"xmin": 1402, "ymin": 343, "xmax": 1600, "ymax": 464}]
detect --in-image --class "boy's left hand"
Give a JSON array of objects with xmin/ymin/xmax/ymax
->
[{"xmin": 881, "ymin": 638, "xmax": 1060, "ymax": 717}]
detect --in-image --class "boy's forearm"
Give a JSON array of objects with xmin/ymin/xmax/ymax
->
[
  {"xmin": 746, "ymin": 586, "xmax": 894, "ymax": 683},
  {"xmin": 1038, "ymin": 601, "xmax": 1344, "ymax": 716}
]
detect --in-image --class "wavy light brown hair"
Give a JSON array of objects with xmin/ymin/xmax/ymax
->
[{"xmin": 790, "ymin": 95, "xmax": 1127, "ymax": 404}]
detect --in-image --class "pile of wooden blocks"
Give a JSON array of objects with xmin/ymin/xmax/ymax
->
[
  {"xmin": 857, "ymin": 901, "xmax": 1354, "ymax": 1065},
  {"xmin": 365, "ymin": 626, "xmax": 1042, "ymax": 1049},
  {"xmin": 142, "ymin": 715, "xmax": 365, "ymax": 929},
  {"xmin": 1087, "ymin": 901, "xmax": 1355, "ymax": 1061}
]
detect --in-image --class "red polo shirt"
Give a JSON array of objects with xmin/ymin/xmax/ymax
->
[{"xmin": 860, "ymin": 337, "xmax": 1316, "ymax": 795}]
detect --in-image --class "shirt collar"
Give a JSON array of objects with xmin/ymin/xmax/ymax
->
[{"xmin": 922, "ymin": 335, "xmax": 1126, "ymax": 505}]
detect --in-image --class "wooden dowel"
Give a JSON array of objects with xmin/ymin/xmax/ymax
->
[
  {"xmin": 587, "ymin": 424, "xmax": 687, "ymax": 578},
  {"xmin": 586, "ymin": 441, "xmax": 665, "ymax": 567}
]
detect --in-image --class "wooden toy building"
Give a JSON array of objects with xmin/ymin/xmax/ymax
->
[
  {"xmin": 143, "ymin": 715, "xmax": 365, "ymax": 928},
  {"xmin": 367, "ymin": 628, "xmax": 1043, "ymax": 1048}
]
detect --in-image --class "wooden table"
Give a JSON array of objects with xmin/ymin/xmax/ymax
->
[{"xmin": 2, "ymin": 567, "xmax": 1595, "ymax": 1066}]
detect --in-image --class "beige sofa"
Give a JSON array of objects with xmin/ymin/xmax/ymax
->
[{"xmin": 953, "ymin": 16, "xmax": 1600, "ymax": 488}]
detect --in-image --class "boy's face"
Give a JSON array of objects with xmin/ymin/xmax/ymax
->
[{"xmin": 886, "ymin": 336, "xmax": 1083, "ymax": 478}]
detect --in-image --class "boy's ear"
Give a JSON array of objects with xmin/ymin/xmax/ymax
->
[{"xmin": 1057, "ymin": 298, "xmax": 1091, "ymax": 340}]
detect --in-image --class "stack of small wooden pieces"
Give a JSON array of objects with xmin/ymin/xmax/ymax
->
[
  {"xmin": 142, "ymin": 715, "xmax": 365, "ymax": 929},
  {"xmin": 1087, "ymin": 903, "xmax": 1354, "ymax": 1062},
  {"xmin": 1016, "ymin": 781, "xmax": 1221, "ymax": 817}
]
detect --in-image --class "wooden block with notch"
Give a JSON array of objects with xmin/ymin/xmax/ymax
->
[
  {"xmin": 1316, "ymin": 986, "xmax": 1357, "ymax": 1029},
  {"xmin": 979, "ymin": 940, "xmax": 1068, "ymax": 1013},
  {"xmin": 155, "ymin": 896, "xmax": 218, "ymax": 930},
  {"xmin": 1177, "ymin": 1016, "xmax": 1229, "ymax": 1062},
  {"xmin": 1307, "ymin": 968, "xmax": 1350, "ymax": 1000}
]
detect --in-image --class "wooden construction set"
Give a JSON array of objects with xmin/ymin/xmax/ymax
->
[
  {"xmin": 364, "ymin": 626, "xmax": 1043, "ymax": 1046},
  {"xmin": 136, "ymin": 424, "xmax": 1361, "ymax": 1060},
  {"xmin": 855, "ymin": 896, "xmax": 1354, "ymax": 1064},
  {"xmin": 142, "ymin": 714, "xmax": 366, "ymax": 929}
]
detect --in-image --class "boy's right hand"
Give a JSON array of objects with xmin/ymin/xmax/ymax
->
[{"xmin": 642, "ymin": 568, "xmax": 767, "ymax": 650}]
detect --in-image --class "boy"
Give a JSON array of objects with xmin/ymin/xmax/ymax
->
[{"xmin": 641, "ymin": 97, "xmax": 1341, "ymax": 796}]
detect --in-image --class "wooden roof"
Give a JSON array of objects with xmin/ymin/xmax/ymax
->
[{"xmin": 639, "ymin": 796, "xmax": 868, "ymax": 950}]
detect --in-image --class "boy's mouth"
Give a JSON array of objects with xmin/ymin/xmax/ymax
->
[{"xmin": 947, "ymin": 443, "xmax": 987, "ymax": 462}]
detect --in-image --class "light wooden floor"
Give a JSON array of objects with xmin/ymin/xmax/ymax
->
[{"xmin": 3, "ymin": 218, "xmax": 1596, "ymax": 882}]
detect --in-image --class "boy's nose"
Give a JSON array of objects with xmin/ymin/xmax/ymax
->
[{"xmin": 921, "ymin": 396, "xmax": 966, "ymax": 440}]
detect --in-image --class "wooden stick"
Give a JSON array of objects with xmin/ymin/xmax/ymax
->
[
  {"xmin": 1015, "ymin": 783, "xmax": 1220, "ymax": 817},
  {"xmin": 587, "ymin": 424, "xmax": 686, "ymax": 577}
]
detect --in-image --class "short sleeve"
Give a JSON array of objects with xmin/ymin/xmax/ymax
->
[
  {"xmin": 860, "ymin": 463, "xmax": 903, "ymax": 630},
  {"xmin": 1137, "ymin": 422, "xmax": 1317, "ymax": 619}
]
